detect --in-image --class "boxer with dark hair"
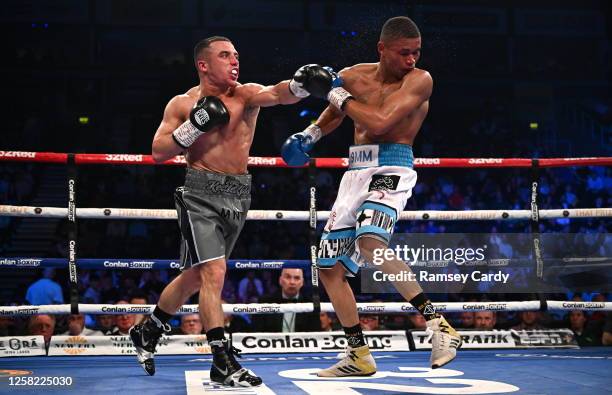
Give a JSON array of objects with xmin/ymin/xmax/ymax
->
[
  {"xmin": 129, "ymin": 36, "xmax": 307, "ymax": 387},
  {"xmin": 283, "ymin": 16, "xmax": 461, "ymax": 376}
]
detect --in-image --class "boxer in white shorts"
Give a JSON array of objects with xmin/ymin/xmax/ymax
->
[
  {"xmin": 318, "ymin": 143, "xmax": 416, "ymax": 275},
  {"xmin": 281, "ymin": 16, "xmax": 462, "ymax": 376}
]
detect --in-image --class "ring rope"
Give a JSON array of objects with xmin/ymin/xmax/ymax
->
[
  {"xmin": 0, "ymin": 258, "xmax": 309, "ymax": 270},
  {"xmin": 1, "ymin": 151, "xmax": 611, "ymax": 168},
  {"xmin": 2, "ymin": 257, "xmax": 608, "ymax": 271},
  {"xmin": 2, "ymin": 301, "xmax": 611, "ymax": 316},
  {"xmin": 1, "ymin": 205, "xmax": 610, "ymax": 220}
]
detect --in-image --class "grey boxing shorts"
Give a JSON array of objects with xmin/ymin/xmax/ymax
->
[{"xmin": 174, "ymin": 168, "xmax": 251, "ymax": 270}]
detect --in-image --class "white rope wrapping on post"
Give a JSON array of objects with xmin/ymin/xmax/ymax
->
[
  {"xmin": 3, "ymin": 300, "xmax": 610, "ymax": 316},
  {"xmin": 1, "ymin": 205, "xmax": 610, "ymax": 220}
]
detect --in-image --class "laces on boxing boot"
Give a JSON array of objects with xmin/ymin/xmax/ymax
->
[
  {"xmin": 317, "ymin": 344, "xmax": 377, "ymax": 377},
  {"xmin": 427, "ymin": 315, "xmax": 462, "ymax": 369},
  {"xmin": 210, "ymin": 340, "xmax": 262, "ymax": 387}
]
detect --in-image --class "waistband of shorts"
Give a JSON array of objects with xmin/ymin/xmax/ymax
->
[
  {"xmin": 348, "ymin": 143, "xmax": 413, "ymax": 169},
  {"xmin": 184, "ymin": 168, "xmax": 251, "ymax": 197}
]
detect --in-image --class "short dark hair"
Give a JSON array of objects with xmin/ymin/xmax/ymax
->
[
  {"xmin": 380, "ymin": 16, "xmax": 421, "ymax": 42},
  {"xmin": 193, "ymin": 36, "xmax": 232, "ymax": 64},
  {"xmin": 129, "ymin": 289, "xmax": 148, "ymax": 303}
]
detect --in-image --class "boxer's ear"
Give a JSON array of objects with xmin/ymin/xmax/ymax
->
[
  {"xmin": 377, "ymin": 41, "xmax": 385, "ymax": 57},
  {"xmin": 197, "ymin": 59, "xmax": 207, "ymax": 73}
]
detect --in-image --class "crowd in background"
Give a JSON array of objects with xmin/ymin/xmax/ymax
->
[{"xmin": 0, "ymin": 266, "xmax": 610, "ymax": 348}]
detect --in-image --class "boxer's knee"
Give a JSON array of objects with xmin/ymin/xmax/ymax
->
[{"xmin": 199, "ymin": 259, "xmax": 226, "ymax": 291}]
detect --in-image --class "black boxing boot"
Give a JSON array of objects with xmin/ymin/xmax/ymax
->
[
  {"xmin": 208, "ymin": 328, "xmax": 262, "ymax": 387},
  {"xmin": 130, "ymin": 314, "xmax": 171, "ymax": 376}
]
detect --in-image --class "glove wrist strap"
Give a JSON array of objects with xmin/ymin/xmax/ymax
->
[
  {"xmin": 302, "ymin": 124, "xmax": 323, "ymax": 145},
  {"xmin": 289, "ymin": 79, "xmax": 310, "ymax": 98},
  {"xmin": 172, "ymin": 120, "xmax": 204, "ymax": 149},
  {"xmin": 327, "ymin": 87, "xmax": 354, "ymax": 111}
]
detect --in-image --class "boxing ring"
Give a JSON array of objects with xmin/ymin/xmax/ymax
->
[
  {"xmin": 1, "ymin": 349, "xmax": 611, "ymax": 394},
  {"xmin": 1, "ymin": 151, "xmax": 611, "ymax": 394}
]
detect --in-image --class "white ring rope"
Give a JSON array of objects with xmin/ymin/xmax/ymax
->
[
  {"xmin": 1, "ymin": 205, "xmax": 610, "ymax": 221},
  {"xmin": 2, "ymin": 301, "xmax": 611, "ymax": 316}
]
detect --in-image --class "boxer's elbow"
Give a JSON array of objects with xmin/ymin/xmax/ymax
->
[
  {"xmin": 151, "ymin": 139, "xmax": 175, "ymax": 163},
  {"xmin": 151, "ymin": 150, "xmax": 168, "ymax": 163}
]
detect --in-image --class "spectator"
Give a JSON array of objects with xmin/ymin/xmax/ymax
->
[
  {"xmin": 359, "ymin": 315, "xmax": 381, "ymax": 331},
  {"xmin": 62, "ymin": 314, "xmax": 104, "ymax": 336},
  {"xmin": 129, "ymin": 291, "xmax": 149, "ymax": 325},
  {"xmin": 180, "ymin": 313, "xmax": 203, "ymax": 335},
  {"xmin": 238, "ymin": 271, "xmax": 264, "ymax": 303},
  {"xmin": 0, "ymin": 316, "xmax": 18, "ymax": 336},
  {"xmin": 511, "ymin": 311, "xmax": 545, "ymax": 330},
  {"xmin": 252, "ymin": 269, "xmax": 320, "ymax": 332},
  {"xmin": 320, "ymin": 312, "xmax": 334, "ymax": 332},
  {"xmin": 474, "ymin": 311, "xmax": 497, "ymax": 330},
  {"xmin": 25, "ymin": 268, "xmax": 64, "ymax": 305},
  {"xmin": 111, "ymin": 300, "xmax": 136, "ymax": 335},
  {"xmin": 28, "ymin": 314, "xmax": 55, "ymax": 345},
  {"xmin": 94, "ymin": 314, "xmax": 115, "ymax": 335},
  {"xmin": 568, "ymin": 310, "xmax": 601, "ymax": 346},
  {"xmin": 457, "ymin": 312, "xmax": 475, "ymax": 329},
  {"xmin": 407, "ymin": 313, "xmax": 427, "ymax": 330}
]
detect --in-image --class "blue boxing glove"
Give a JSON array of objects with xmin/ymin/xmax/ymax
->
[{"xmin": 281, "ymin": 124, "xmax": 323, "ymax": 166}]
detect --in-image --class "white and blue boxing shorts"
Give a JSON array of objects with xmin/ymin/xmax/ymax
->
[{"xmin": 317, "ymin": 143, "xmax": 417, "ymax": 276}]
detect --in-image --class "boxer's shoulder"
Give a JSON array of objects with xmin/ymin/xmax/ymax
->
[
  {"xmin": 234, "ymin": 82, "xmax": 261, "ymax": 97},
  {"xmin": 340, "ymin": 63, "xmax": 377, "ymax": 83},
  {"xmin": 168, "ymin": 87, "xmax": 200, "ymax": 109},
  {"xmin": 163, "ymin": 90, "xmax": 198, "ymax": 119},
  {"xmin": 403, "ymin": 68, "xmax": 431, "ymax": 83},
  {"xmin": 342, "ymin": 63, "xmax": 377, "ymax": 75}
]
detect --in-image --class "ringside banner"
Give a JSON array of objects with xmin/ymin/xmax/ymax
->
[
  {"xmin": 48, "ymin": 335, "xmax": 212, "ymax": 356},
  {"xmin": 0, "ymin": 336, "xmax": 46, "ymax": 357},
  {"xmin": 232, "ymin": 331, "xmax": 409, "ymax": 354},
  {"xmin": 411, "ymin": 329, "xmax": 578, "ymax": 350}
]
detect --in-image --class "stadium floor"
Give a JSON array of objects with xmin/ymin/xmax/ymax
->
[{"xmin": 1, "ymin": 348, "xmax": 611, "ymax": 394}]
